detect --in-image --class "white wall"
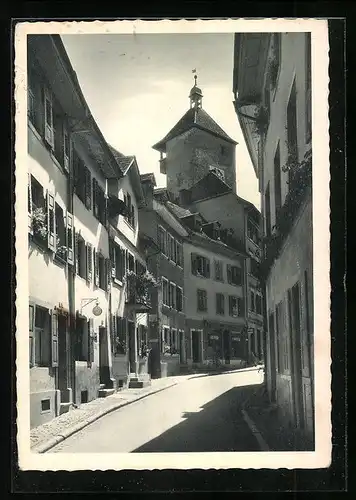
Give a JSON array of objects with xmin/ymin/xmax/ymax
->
[
  {"xmin": 28, "ymin": 124, "xmax": 69, "ymax": 309},
  {"xmin": 263, "ymin": 33, "xmax": 310, "ymax": 231},
  {"xmin": 183, "ymin": 241, "xmax": 244, "ymax": 324}
]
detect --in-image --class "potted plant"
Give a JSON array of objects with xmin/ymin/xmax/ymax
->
[
  {"xmin": 31, "ymin": 207, "xmax": 48, "ymax": 242},
  {"xmin": 55, "ymin": 237, "xmax": 68, "ymax": 260}
]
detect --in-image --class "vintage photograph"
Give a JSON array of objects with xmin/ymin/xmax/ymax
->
[{"xmin": 15, "ymin": 19, "xmax": 330, "ymax": 470}]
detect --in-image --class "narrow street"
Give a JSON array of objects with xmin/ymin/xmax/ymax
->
[{"xmin": 49, "ymin": 370, "xmax": 264, "ymax": 453}]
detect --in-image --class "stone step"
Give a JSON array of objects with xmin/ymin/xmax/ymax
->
[
  {"xmin": 129, "ymin": 379, "xmax": 151, "ymax": 389},
  {"xmin": 59, "ymin": 402, "xmax": 72, "ymax": 415},
  {"xmin": 98, "ymin": 388, "xmax": 116, "ymax": 398}
]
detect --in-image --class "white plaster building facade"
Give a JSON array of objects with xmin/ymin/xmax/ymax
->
[{"xmin": 233, "ymin": 32, "xmax": 314, "ymax": 448}]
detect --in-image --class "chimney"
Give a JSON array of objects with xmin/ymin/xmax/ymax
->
[{"xmin": 140, "ymin": 173, "xmax": 156, "ymax": 209}]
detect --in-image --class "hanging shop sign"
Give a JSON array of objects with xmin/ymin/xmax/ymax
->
[{"xmin": 92, "ymin": 304, "xmax": 103, "ymax": 316}]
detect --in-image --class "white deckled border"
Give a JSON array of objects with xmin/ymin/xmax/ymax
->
[{"xmin": 15, "ymin": 18, "xmax": 331, "ymax": 471}]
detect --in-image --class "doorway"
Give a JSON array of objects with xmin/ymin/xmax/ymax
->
[
  {"xmin": 191, "ymin": 330, "xmax": 202, "ymax": 363},
  {"xmin": 223, "ymin": 329, "xmax": 230, "ymax": 364},
  {"xmin": 288, "ymin": 283, "xmax": 304, "ymax": 429},
  {"xmin": 268, "ymin": 312, "xmax": 277, "ymax": 402},
  {"xmin": 57, "ymin": 314, "xmax": 68, "ymax": 395},
  {"xmin": 179, "ymin": 330, "xmax": 185, "ymax": 363},
  {"xmin": 128, "ymin": 320, "xmax": 136, "ymax": 373}
]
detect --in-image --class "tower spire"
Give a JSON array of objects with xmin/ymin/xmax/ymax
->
[{"xmin": 189, "ymin": 70, "xmax": 203, "ymax": 110}]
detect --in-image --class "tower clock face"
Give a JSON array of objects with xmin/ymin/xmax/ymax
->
[{"xmin": 209, "ymin": 165, "xmax": 225, "ymax": 182}]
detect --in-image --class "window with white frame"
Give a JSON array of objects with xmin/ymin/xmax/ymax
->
[
  {"xmin": 168, "ymin": 282, "xmax": 176, "ymax": 309},
  {"xmin": 176, "ymin": 286, "xmax": 183, "ymax": 312},
  {"xmin": 229, "ymin": 296, "xmax": 244, "ymax": 317},
  {"xmin": 158, "ymin": 226, "xmax": 167, "ymax": 256},
  {"xmin": 227, "ymin": 264, "xmax": 242, "ymax": 286},
  {"xmin": 191, "ymin": 253, "xmax": 210, "ymax": 278},
  {"xmin": 34, "ymin": 306, "xmax": 50, "ymax": 367},
  {"xmin": 162, "ymin": 326, "xmax": 170, "ymax": 354},
  {"xmin": 197, "ymin": 289, "xmax": 208, "ymax": 312},
  {"xmin": 214, "ymin": 260, "xmax": 224, "ymax": 281}
]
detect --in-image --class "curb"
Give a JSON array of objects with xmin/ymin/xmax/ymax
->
[
  {"xmin": 31, "ymin": 381, "xmax": 178, "ymax": 454},
  {"xmin": 240, "ymin": 388, "xmax": 270, "ymax": 452},
  {"xmin": 187, "ymin": 365, "xmax": 264, "ymax": 379}
]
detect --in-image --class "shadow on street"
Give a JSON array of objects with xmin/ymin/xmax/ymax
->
[
  {"xmin": 187, "ymin": 366, "xmax": 264, "ymax": 380},
  {"xmin": 133, "ymin": 382, "xmax": 263, "ymax": 453}
]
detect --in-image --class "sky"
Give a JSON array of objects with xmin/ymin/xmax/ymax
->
[{"xmin": 61, "ymin": 33, "xmax": 260, "ymax": 209}]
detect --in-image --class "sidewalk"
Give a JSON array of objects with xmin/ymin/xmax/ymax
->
[
  {"xmin": 31, "ymin": 375, "xmax": 189, "ymax": 453},
  {"xmin": 241, "ymin": 384, "xmax": 299, "ymax": 451}
]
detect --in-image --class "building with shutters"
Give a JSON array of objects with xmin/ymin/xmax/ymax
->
[
  {"xmin": 160, "ymin": 201, "xmax": 249, "ymax": 369},
  {"xmin": 107, "ymin": 147, "xmax": 150, "ymax": 390},
  {"xmin": 233, "ymin": 32, "xmax": 314, "ymax": 448},
  {"xmin": 138, "ymin": 175, "xmax": 189, "ymax": 378},
  {"xmin": 27, "ymin": 34, "xmax": 149, "ymax": 428},
  {"xmin": 175, "ymin": 171, "xmax": 264, "ymax": 364}
]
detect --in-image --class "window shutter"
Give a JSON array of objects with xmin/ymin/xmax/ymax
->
[
  {"xmin": 63, "ymin": 124, "xmax": 70, "ymax": 173},
  {"xmin": 47, "ymin": 191, "xmax": 56, "ymax": 251},
  {"xmin": 131, "ymin": 206, "xmax": 135, "ymax": 228},
  {"xmin": 227, "ymin": 264, "xmax": 232, "ymax": 284},
  {"xmin": 88, "ymin": 318, "xmax": 94, "ymax": 364},
  {"xmin": 94, "ymin": 251, "xmax": 100, "ymax": 287},
  {"xmin": 85, "ymin": 168, "xmax": 92, "ymax": 210},
  {"xmin": 106, "ymin": 258, "xmax": 111, "ymax": 291},
  {"xmin": 110, "ymin": 240, "xmax": 116, "ymax": 278},
  {"xmin": 121, "ymin": 248, "xmax": 126, "ymax": 278},
  {"xmin": 206, "ymin": 259, "xmax": 210, "ymax": 278},
  {"xmin": 51, "ymin": 309, "xmax": 59, "ymax": 367},
  {"xmin": 44, "ymin": 87, "xmax": 54, "ymax": 148},
  {"xmin": 66, "ymin": 211, "xmax": 74, "ymax": 265},
  {"xmin": 86, "ymin": 243, "xmax": 93, "ymax": 282},
  {"xmin": 191, "ymin": 253, "xmax": 197, "ymax": 274},
  {"xmin": 29, "ymin": 303, "xmax": 35, "ymax": 367},
  {"xmin": 74, "ymin": 232, "xmax": 80, "ymax": 274},
  {"xmin": 238, "ymin": 298, "xmax": 244, "ymax": 317},
  {"xmin": 28, "ymin": 173, "xmax": 33, "ymax": 234}
]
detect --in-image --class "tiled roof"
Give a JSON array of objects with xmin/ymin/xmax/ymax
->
[
  {"xmin": 152, "ymin": 107, "xmax": 237, "ymax": 152},
  {"xmin": 165, "ymin": 201, "xmax": 193, "ymax": 219},
  {"xmin": 108, "ymin": 145, "xmax": 134, "ymax": 175},
  {"xmin": 140, "ymin": 172, "xmax": 157, "ymax": 185}
]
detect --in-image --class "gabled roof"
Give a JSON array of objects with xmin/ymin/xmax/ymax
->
[
  {"xmin": 108, "ymin": 144, "xmax": 143, "ymax": 201},
  {"xmin": 108, "ymin": 145, "xmax": 135, "ymax": 175},
  {"xmin": 189, "ymin": 170, "xmax": 231, "ymax": 202},
  {"xmin": 152, "ymin": 107, "xmax": 237, "ymax": 153}
]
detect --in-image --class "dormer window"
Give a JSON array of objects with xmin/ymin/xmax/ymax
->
[
  {"xmin": 123, "ymin": 192, "xmax": 135, "ymax": 229},
  {"xmin": 209, "ymin": 165, "xmax": 225, "ymax": 182}
]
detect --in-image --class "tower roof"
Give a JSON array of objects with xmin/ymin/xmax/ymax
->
[{"xmin": 152, "ymin": 107, "xmax": 237, "ymax": 153}]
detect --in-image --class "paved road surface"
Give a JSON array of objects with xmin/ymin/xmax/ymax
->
[{"xmin": 49, "ymin": 370, "xmax": 264, "ymax": 453}]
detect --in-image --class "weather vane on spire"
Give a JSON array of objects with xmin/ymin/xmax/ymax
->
[{"xmin": 192, "ymin": 68, "xmax": 198, "ymax": 86}]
